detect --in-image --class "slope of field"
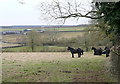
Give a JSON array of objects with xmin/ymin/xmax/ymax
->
[{"xmin": 2, "ymin": 52, "xmax": 117, "ymax": 82}]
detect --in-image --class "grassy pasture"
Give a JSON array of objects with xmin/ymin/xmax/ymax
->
[
  {"xmin": 42, "ymin": 27, "xmax": 86, "ymax": 31},
  {"xmin": 2, "ymin": 32, "xmax": 84, "ymax": 43},
  {"xmin": 2, "ymin": 35, "xmax": 25, "ymax": 43},
  {"xmin": 1, "ymin": 27, "xmax": 86, "ymax": 42},
  {"xmin": 1, "ymin": 31, "xmax": 85, "ymax": 52},
  {"xmin": 1, "ymin": 34, "xmax": 22, "ymax": 48},
  {"xmin": 1, "ymin": 26, "xmax": 87, "ymax": 32},
  {"xmin": 2, "ymin": 52, "xmax": 116, "ymax": 82},
  {"xmin": 57, "ymin": 32, "xmax": 84, "ymax": 38},
  {"xmin": 1, "ymin": 26, "xmax": 92, "ymax": 48},
  {"xmin": 1, "ymin": 43, "xmax": 20, "ymax": 47},
  {"xmin": 2, "ymin": 46, "xmax": 67, "ymax": 52},
  {"xmin": 1, "ymin": 28, "xmax": 24, "ymax": 32}
]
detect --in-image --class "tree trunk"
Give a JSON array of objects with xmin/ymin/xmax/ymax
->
[{"xmin": 31, "ymin": 38, "xmax": 34, "ymax": 52}]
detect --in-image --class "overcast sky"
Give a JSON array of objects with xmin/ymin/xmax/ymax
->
[{"xmin": 0, "ymin": 0, "xmax": 92, "ymax": 26}]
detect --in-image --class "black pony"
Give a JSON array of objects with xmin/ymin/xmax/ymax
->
[
  {"xmin": 80, "ymin": 49, "xmax": 84, "ymax": 55},
  {"xmin": 104, "ymin": 47, "xmax": 110, "ymax": 57},
  {"xmin": 67, "ymin": 47, "xmax": 83, "ymax": 58},
  {"xmin": 91, "ymin": 47, "xmax": 102, "ymax": 55},
  {"xmin": 77, "ymin": 48, "xmax": 84, "ymax": 55}
]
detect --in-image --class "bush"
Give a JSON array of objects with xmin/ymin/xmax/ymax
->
[{"xmin": 108, "ymin": 47, "xmax": 120, "ymax": 81}]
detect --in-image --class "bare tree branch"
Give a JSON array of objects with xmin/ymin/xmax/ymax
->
[
  {"xmin": 57, "ymin": 12, "xmax": 104, "ymax": 19},
  {"xmin": 17, "ymin": 0, "xmax": 25, "ymax": 4},
  {"xmin": 38, "ymin": 0, "xmax": 104, "ymax": 24}
]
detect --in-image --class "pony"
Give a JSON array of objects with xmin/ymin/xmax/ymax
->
[
  {"xmin": 91, "ymin": 47, "xmax": 102, "ymax": 55},
  {"xmin": 77, "ymin": 48, "xmax": 84, "ymax": 55},
  {"xmin": 80, "ymin": 49, "xmax": 84, "ymax": 55},
  {"xmin": 104, "ymin": 47, "xmax": 110, "ymax": 57},
  {"xmin": 67, "ymin": 46, "xmax": 83, "ymax": 58}
]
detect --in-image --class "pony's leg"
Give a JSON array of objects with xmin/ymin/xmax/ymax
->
[
  {"xmin": 106, "ymin": 54, "xmax": 109, "ymax": 57},
  {"xmin": 78, "ymin": 53, "xmax": 81, "ymax": 58},
  {"xmin": 82, "ymin": 52, "xmax": 83, "ymax": 55},
  {"xmin": 72, "ymin": 53, "xmax": 74, "ymax": 58}
]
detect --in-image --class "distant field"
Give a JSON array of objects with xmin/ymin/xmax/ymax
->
[
  {"xmin": 1, "ymin": 26, "xmax": 90, "ymax": 32},
  {"xmin": 43, "ymin": 27, "xmax": 87, "ymax": 31},
  {"xmin": 2, "ymin": 34, "xmax": 26, "ymax": 43},
  {"xmin": 1, "ymin": 26, "xmax": 96, "ymax": 49},
  {"xmin": 2, "ymin": 52, "xmax": 117, "ymax": 82},
  {"xmin": 2, "ymin": 46, "xmax": 67, "ymax": 52},
  {"xmin": 0, "ymin": 28, "xmax": 24, "ymax": 32},
  {"xmin": 2, "ymin": 32, "xmax": 84, "ymax": 43},
  {"xmin": 1, "ymin": 43, "xmax": 20, "ymax": 47},
  {"xmin": 57, "ymin": 32, "xmax": 85, "ymax": 38}
]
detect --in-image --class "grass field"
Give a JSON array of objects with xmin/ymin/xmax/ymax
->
[
  {"xmin": 1, "ymin": 43, "xmax": 20, "ymax": 47},
  {"xmin": 1, "ymin": 28, "xmax": 24, "ymax": 32},
  {"xmin": 2, "ymin": 32, "xmax": 84, "ymax": 43},
  {"xmin": 2, "ymin": 34, "xmax": 26, "ymax": 43},
  {"xmin": 1, "ymin": 26, "xmax": 88, "ymax": 32},
  {"xmin": 57, "ymin": 32, "xmax": 84, "ymax": 38},
  {"xmin": 1, "ymin": 26, "xmax": 95, "ymax": 49},
  {"xmin": 2, "ymin": 52, "xmax": 117, "ymax": 82},
  {"xmin": 43, "ymin": 27, "xmax": 86, "ymax": 31},
  {"xmin": 2, "ymin": 46, "xmax": 67, "ymax": 52}
]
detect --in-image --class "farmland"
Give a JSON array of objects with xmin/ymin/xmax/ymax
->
[
  {"xmin": 1, "ymin": 31, "xmax": 85, "ymax": 52},
  {"xmin": 2, "ymin": 52, "xmax": 117, "ymax": 82},
  {"xmin": 0, "ymin": 25, "xmax": 90, "ymax": 32},
  {"xmin": 1, "ymin": 25, "xmax": 111, "ymax": 52},
  {"xmin": 1, "ymin": 26, "xmax": 91, "ymax": 51}
]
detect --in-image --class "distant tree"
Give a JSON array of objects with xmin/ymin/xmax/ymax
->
[
  {"xmin": 26, "ymin": 31, "xmax": 42, "ymax": 51},
  {"xmin": 47, "ymin": 28, "xmax": 58, "ymax": 45}
]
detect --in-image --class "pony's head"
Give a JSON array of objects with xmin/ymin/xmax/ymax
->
[
  {"xmin": 104, "ymin": 47, "xmax": 108, "ymax": 50},
  {"xmin": 91, "ymin": 47, "xmax": 96, "ymax": 50},
  {"xmin": 67, "ymin": 46, "xmax": 71, "ymax": 50}
]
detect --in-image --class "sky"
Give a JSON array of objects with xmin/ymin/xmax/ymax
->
[{"xmin": 0, "ymin": 0, "xmax": 92, "ymax": 26}]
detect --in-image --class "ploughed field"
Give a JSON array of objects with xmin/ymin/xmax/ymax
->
[{"xmin": 2, "ymin": 52, "xmax": 116, "ymax": 82}]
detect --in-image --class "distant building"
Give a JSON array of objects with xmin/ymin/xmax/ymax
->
[
  {"xmin": 23, "ymin": 29, "xmax": 32, "ymax": 35},
  {"xmin": 37, "ymin": 30, "xmax": 45, "ymax": 33},
  {"xmin": 23, "ymin": 29, "xmax": 32, "ymax": 32},
  {"xmin": 2, "ymin": 31, "xmax": 22, "ymax": 35}
]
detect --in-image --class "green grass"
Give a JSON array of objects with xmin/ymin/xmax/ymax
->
[
  {"xmin": 43, "ymin": 27, "xmax": 86, "ymax": 31},
  {"xmin": 1, "ymin": 28, "xmax": 24, "ymax": 32},
  {"xmin": 2, "ymin": 46, "xmax": 67, "ymax": 52},
  {"xmin": 1, "ymin": 26, "xmax": 89, "ymax": 32},
  {"xmin": 2, "ymin": 46, "xmax": 32, "ymax": 52},
  {"xmin": 35, "ymin": 46, "xmax": 67, "ymax": 52},
  {"xmin": 2, "ymin": 52, "xmax": 117, "ymax": 82}
]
